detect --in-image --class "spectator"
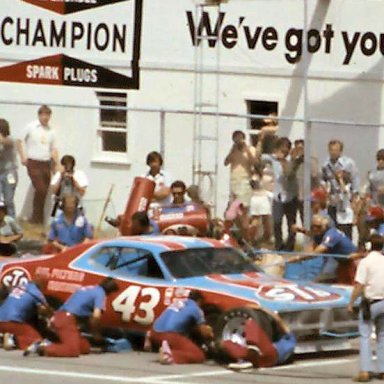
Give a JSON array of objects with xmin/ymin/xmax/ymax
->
[
  {"xmin": 348, "ymin": 234, "xmax": 384, "ymax": 382},
  {"xmin": 365, "ymin": 149, "xmax": 384, "ymax": 207},
  {"xmin": 170, "ymin": 180, "xmax": 188, "ymax": 206},
  {"xmin": 310, "ymin": 186, "xmax": 334, "ymax": 224},
  {"xmin": 288, "ymin": 214, "xmax": 358, "ymax": 282},
  {"xmin": 334, "ymin": 169, "xmax": 354, "ymax": 239},
  {"xmin": 221, "ymin": 307, "xmax": 296, "ymax": 371},
  {"xmin": 131, "ymin": 211, "xmax": 159, "ymax": 236},
  {"xmin": 224, "ymin": 130, "xmax": 256, "ymax": 207},
  {"xmin": 149, "ymin": 290, "xmax": 213, "ymax": 364},
  {"xmin": 368, "ymin": 207, "xmax": 384, "ymax": 241},
  {"xmin": 0, "ymin": 201, "xmax": 23, "ymax": 256},
  {"xmin": 144, "ymin": 151, "xmax": 172, "ymax": 207},
  {"xmin": 0, "ymin": 119, "xmax": 18, "ymax": 218},
  {"xmin": 44, "ymin": 194, "xmax": 93, "ymax": 253},
  {"xmin": 186, "ymin": 184, "xmax": 211, "ymax": 219},
  {"xmin": 256, "ymin": 135, "xmax": 302, "ymax": 251},
  {"xmin": 292, "ymin": 139, "xmax": 320, "ymax": 225},
  {"xmin": 321, "ymin": 139, "xmax": 360, "ymax": 233},
  {"xmin": 248, "ymin": 168, "xmax": 273, "ymax": 247},
  {"xmin": 50, "ymin": 155, "xmax": 88, "ymax": 215},
  {"xmin": 16, "ymin": 105, "xmax": 59, "ymax": 225},
  {"xmin": 0, "ymin": 272, "xmax": 52, "ymax": 351},
  {"xmin": 24, "ymin": 277, "xmax": 119, "ymax": 357},
  {"xmin": 254, "ymin": 113, "xmax": 279, "ymax": 155},
  {"xmin": 357, "ymin": 149, "xmax": 384, "ymax": 250}
]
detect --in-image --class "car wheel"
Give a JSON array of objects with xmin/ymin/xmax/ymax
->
[{"xmin": 214, "ymin": 307, "xmax": 274, "ymax": 347}]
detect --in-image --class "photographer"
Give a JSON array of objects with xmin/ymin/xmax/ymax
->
[{"xmin": 50, "ymin": 155, "xmax": 88, "ymax": 216}]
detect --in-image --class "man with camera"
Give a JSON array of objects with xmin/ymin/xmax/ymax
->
[{"xmin": 50, "ymin": 155, "xmax": 88, "ymax": 217}]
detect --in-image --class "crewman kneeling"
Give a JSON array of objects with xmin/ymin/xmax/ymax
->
[
  {"xmin": 24, "ymin": 277, "xmax": 118, "ymax": 357},
  {"xmin": 149, "ymin": 290, "xmax": 213, "ymax": 364},
  {"xmin": 221, "ymin": 307, "xmax": 296, "ymax": 371},
  {"xmin": 0, "ymin": 272, "xmax": 52, "ymax": 351}
]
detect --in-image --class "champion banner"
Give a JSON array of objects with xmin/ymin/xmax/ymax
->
[{"xmin": 0, "ymin": 0, "xmax": 142, "ymax": 89}]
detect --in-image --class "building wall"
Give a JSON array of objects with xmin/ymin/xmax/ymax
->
[{"xmin": 0, "ymin": 0, "xmax": 383, "ymax": 224}]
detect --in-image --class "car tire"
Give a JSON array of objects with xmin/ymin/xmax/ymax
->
[{"xmin": 214, "ymin": 307, "xmax": 274, "ymax": 345}]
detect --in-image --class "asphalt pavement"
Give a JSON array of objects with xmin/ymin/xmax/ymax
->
[{"xmin": 0, "ymin": 347, "xmax": 362, "ymax": 384}]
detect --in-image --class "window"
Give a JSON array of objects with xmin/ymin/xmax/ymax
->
[
  {"xmin": 96, "ymin": 92, "xmax": 127, "ymax": 155},
  {"xmin": 246, "ymin": 100, "xmax": 278, "ymax": 153},
  {"xmin": 90, "ymin": 246, "xmax": 164, "ymax": 279}
]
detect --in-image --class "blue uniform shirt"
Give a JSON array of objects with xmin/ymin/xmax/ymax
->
[
  {"xmin": 153, "ymin": 299, "xmax": 205, "ymax": 334},
  {"xmin": 0, "ymin": 282, "xmax": 46, "ymax": 323},
  {"xmin": 320, "ymin": 227, "xmax": 357, "ymax": 275},
  {"xmin": 48, "ymin": 211, "xmax": 93, "ymax": 247},
  {"xmin": 274, "ymin": 332, "xmax": 296, "ymax": 365},
  {"xmin": 60, "ymin": 285, "xmax": 105, "ymax": 318}
]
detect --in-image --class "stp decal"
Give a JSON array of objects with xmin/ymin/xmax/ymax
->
[
  {"xmin": 1, "ymin": 267, "xmax": 31, "ymax": 287},
  {"xmin": 258, "ymin": 285, "xmax": 341, "ymax": 303}
]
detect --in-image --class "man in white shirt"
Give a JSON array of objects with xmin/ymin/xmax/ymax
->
[
  {"xmin": 348, "ymin": 233, "xmax": 384, "ymax": 382},
  {"xmin": 144, "ymin": 151, "xmax": 172, "ymax": 207},
  {"xmin": 16, "ymin": 105, "xmax": 59, "ymax": 225}
]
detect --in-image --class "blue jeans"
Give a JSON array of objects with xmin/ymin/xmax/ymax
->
[
  {"xmin": 359, "ymin": 300, "xmax": 384, "ymax": 372},
  {"xmin": 0, "ymin": 171, "xmax": 17, "ymax": 218}
]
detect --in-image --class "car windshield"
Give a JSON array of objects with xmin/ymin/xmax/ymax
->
[{"xmin": 160, "ymin": 247, "xmax": 261, "ymax": 278}]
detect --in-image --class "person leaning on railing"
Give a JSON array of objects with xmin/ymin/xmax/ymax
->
[{"xmin": 287, "ymin": 214, "xmax": 361, "ymax": 283}]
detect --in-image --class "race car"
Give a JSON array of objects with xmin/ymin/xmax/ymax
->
[{"xmin": 0, "ymin": 236, "xmax": 358, "ymax": 353}]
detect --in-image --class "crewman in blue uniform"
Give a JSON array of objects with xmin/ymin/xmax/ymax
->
[
  {"xmin": 288, "ymin": 214, "xmax": 358, "ymax": 282},
  {"xmin": 24, "ymin": 277, "xmax": 118, "ymax": 357},
  {"xmin": 0, "ymin": 273, "xmax": 51, "ymax": 351},
  {"xmin": 149, "ymin": 291, "xmax": 213, "ymax": 364}
]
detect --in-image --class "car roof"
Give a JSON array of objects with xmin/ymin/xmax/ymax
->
[{"xmin": 97, "ymin": 235, "xmax": 225, "ymax": 253}]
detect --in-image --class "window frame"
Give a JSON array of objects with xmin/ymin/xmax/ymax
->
[{"xmin": 92, "ymin": 92, "xmax": 131, "ymax": 165}]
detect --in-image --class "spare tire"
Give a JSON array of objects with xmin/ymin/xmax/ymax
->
[{"xmin": 214, "ymin": 307, "xmax": 274, "ymax": 347}]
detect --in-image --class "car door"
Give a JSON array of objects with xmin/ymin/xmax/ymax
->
[{"xmin": 87, "ymin": 245, "xmax": 176, "ymax": 330}]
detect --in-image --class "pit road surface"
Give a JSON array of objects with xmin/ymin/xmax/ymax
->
[{"xmin": 0, "ymin": 348, "xmax": 363, "ymax": 384}]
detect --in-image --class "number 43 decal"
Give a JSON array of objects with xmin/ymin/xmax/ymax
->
[{"xmin": 112, "ymin": 285, "xmax": 161, "ymax": 325}]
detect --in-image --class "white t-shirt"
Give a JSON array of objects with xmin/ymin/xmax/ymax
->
[
  {"xmin": 143, "ymin": 170, "xmax": 172, "ymax": 206},
  {"xmin": 51, "ymin": 169, "xmax": 88, "ymax": 189},
  {"xmin": 355, "ymin": 251, "xmax": 384, "ymax": 300},
  {"xmin": 20, "ymin": 120, "xmax": 56, "ymax": 161}
]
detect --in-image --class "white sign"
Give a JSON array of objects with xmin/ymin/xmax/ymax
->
[{"xmin": 0, "ymin": 0, "xmax": 142, "ymax": 89}]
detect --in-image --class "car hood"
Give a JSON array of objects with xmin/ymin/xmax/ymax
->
[{"xmin": 178, "ymin": 271, "xmax": 352, "ymax": 312}]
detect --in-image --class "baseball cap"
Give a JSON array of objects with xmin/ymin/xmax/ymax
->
[
  {"xmin": 311, "ymin": 187, "xmax": 328, "ymax": 203},
  {"xmin": 366, "ymin": 205, "xmax": 384, "ymax": 222}
]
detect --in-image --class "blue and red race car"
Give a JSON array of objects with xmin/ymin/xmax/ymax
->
[{"xmin": 0, "ymin": 236, "xmax": 357, "ymax": 353}]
